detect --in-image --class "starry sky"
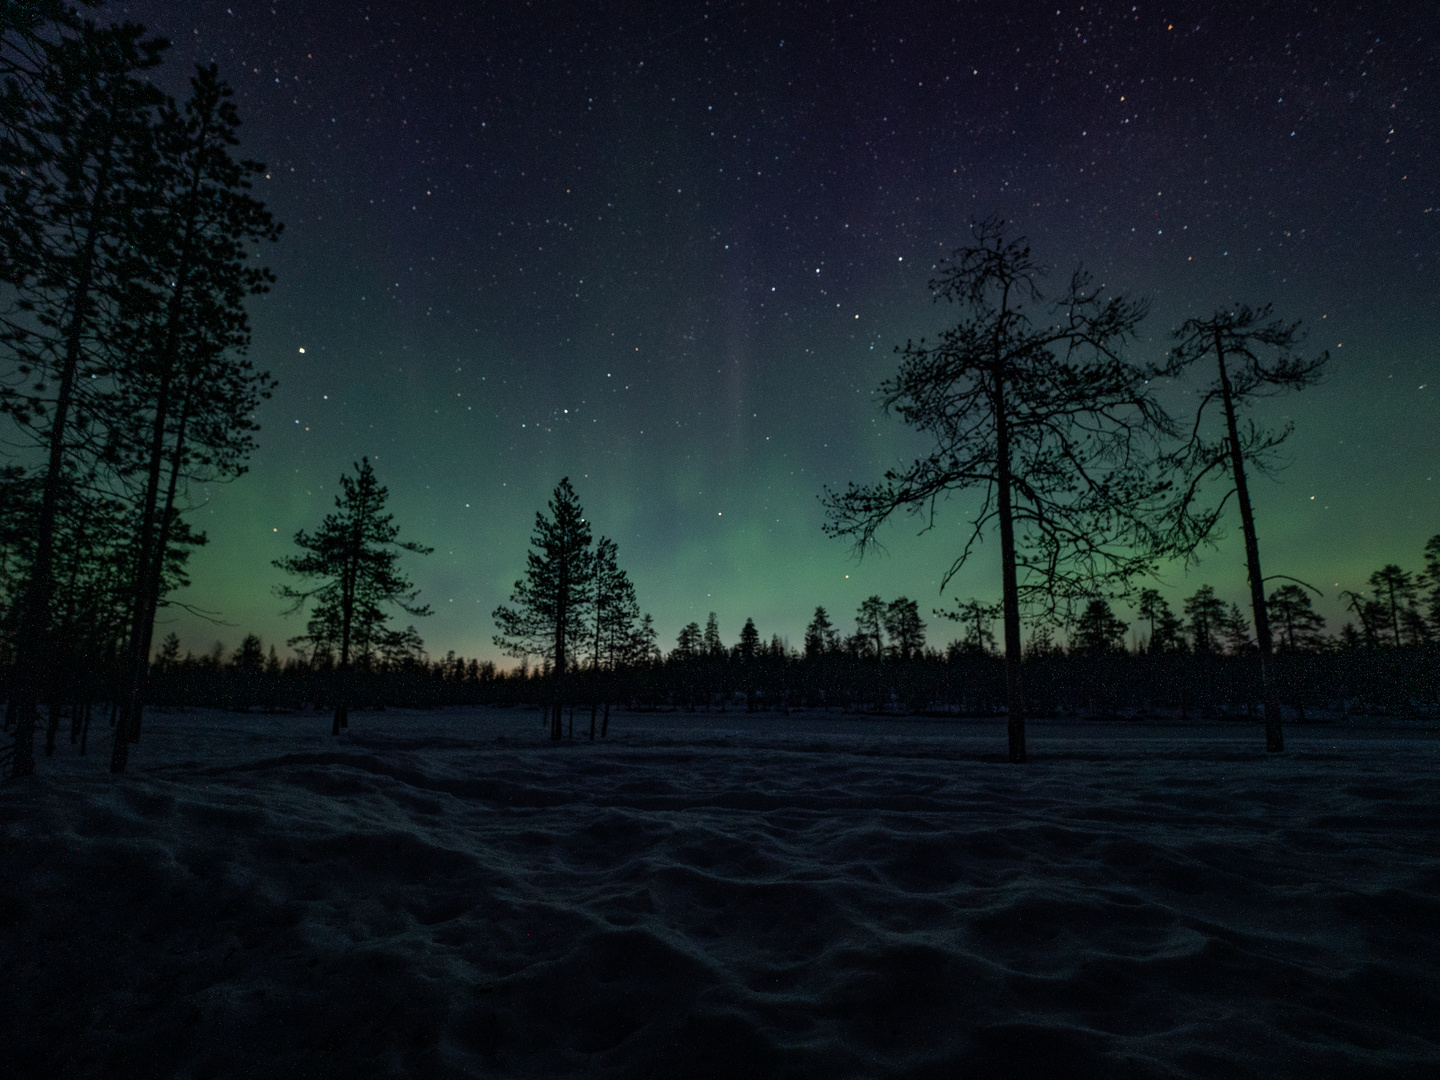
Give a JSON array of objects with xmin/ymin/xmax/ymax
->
[{"xmin": 113, "ymin": 0, "xmax": 1437, "ymax": 661}]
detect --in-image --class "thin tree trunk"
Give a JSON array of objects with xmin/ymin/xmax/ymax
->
[
  {"xmin": 994, "ymin": 368, "xmax": 1026, "ymax": 764},
  {"xmin": 1215, "ymin": 334, "xmax": 1283, "ymax": 752},
  {"xmin": 112, "ymin": 382, "xmax": 193, "ymax": 768},
  {"xmin": 552, "ymin": 550, "xmax": 567, "ymax": 741}
]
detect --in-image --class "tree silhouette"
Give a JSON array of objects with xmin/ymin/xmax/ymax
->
[
  {"xmin": 1157, "ymin": 303, "xmax": 1328, "ymax": 751},
  {"xmin": 824, "ymin": 218, "xmax": 1177, "ymax": 762},
  {"xmin": 803, "ymin": 605, "xmax": 838, "ymax": 658},
  {"xmin": 492, "ymin": 477, "xmax": 594, "ymax": 740},
  {"xmin": 884, "ymin": 597, "xmax": 925, "ymax": 659},
  {"xmin": 1367, "ymin": 565, "xmax": 1420, "ymax": 647},
  {"xmin": 1220, "ymin": 603, "xmax": 1253, "ymax": 655},
  {"xmin": 1423, "ymin": 535, "xmax": 1440, "ymax": 637},
  {"xmin": 939, "ymin": 597, "xmax": 1000, "ymax": 654},
  {"xmin": 111, "ymin": 63, "xmax": 279, "ymax": 770},
  {"xmin": 1, "ymin": 17, "xmax": 166, "ymax": 775},
  {"xmin": 673, "ymin": 621, "xmax": 702, "ymax": 659},
  {"xmin": 855, "ymin": 595, "xmax": 886, "ymax": 658},
  {"xmin": 1136, "ymin": 588, "xmax": 1184, "ymax": 653},
  {"xmin": 1266, "ymin": 583, "xmax": 1326, "ymax": 652},
  {"xmin": 1073, "ymin": 598, "xmax": 1128, "ymax": 654},
  {"xmin": 1184, "ymin": 585, "xmax": 1226, "ymax": 654},
  {"xmin": 275, "ymin": 458, "xmax": 431, "ymax": 735},
  {"xmin": 738, "ymin": 617, "xmax": 760, "ymax": 659},
  {"xmin": 702, "ymin": 611, "xmax": 723, "ymax": 657},
  {"xmin": 587, "ymin": 535, "xmax": 640, "ymax": 738}
]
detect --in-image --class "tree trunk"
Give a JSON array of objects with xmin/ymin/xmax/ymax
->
[
  {"xmin": 334, "ymin": 544, "xmax": 357, "ymax": 735},
  {"xmin": 1215, "ymin": 334, "xmax": 1283, "ymax": 753},
  {"xmin": 994, "ymin": 366, "xmax": 1026, "ymax": 763},
  {"xmin": 552, "ymin": 550, "xmax": 567, "ymax": 741}
]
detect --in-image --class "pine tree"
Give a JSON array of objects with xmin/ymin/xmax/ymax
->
[
  {"xmin": 825, "ymin": 219, "xmax": 1178, "ymax": 762},
  {"xmin": 1184, "ymin": 585, "xmax": 1226, "ymax": 654},
  {"xmin": 1267, "ymin": 584, "xmax": 1326, "ymax": 650},
  {"xmin": 1220, "ymin": 603, "xmax": 1253, "ymax": 655},
  {"xmin": 1136, "ymin": 588, "xmax": 1184, "ymax": 653},
  {"xmin": 275, "ymin": 459, "xmax": 431, "ymax": 735},
  {"xmin": 738, "ymin": 617, "xmax": 760, "ymax": 660},
  {"xmin": 1157, "ymin": 303, "xmax": 1328, "ymax": 751},
  {"xmin": 1367, "ymin": 565, "xmax": 1419, "ymax": 647},
  {"xmin": 673, "ymin": 621, "xmax": 702, "ymax": 659},
  {"xmin": 110, "ymin": 63, "xmax": 279, "ymax": 769},
  {"xmin": 939, "ymin": 598, "xmax": 1000, "ymax": 654},
  {"xmin": 1, "ymin": 17, "xmax": 166, "ymax": 776},
  {"xmin": 1423, "ymin": 535, "xmax": 1440, "ymax": 638},
  {"xmin": 803, "ymin": 606, "xmax": 836, "ymax": 658},
  {"xmin": 492, "ymin": 477, "xmax": 594, "ymax": 740},
  {"xmin": 702, "ymin": 611, "xmax": 722, "ymax": 657},
  {"xmin": 1073, "ymin": 598, "xmax": 1128, "ymax": 654},
  {"xmin": 884, "ymin": 597, "xmax": 925, "ymax": 659},
  {"xmin": 855, "ymin": 595, "xmax": 886, "ymax": 658}
]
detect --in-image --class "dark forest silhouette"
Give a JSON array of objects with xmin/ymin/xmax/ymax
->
[
  {"xmin": 85, "ymin": 539, "xmax": 1440, "ymax": 733},
  {"xmin": 1, "ymin": 3, "xmax": 278, "ymax": 775}
]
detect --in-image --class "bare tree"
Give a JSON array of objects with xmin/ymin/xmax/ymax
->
[
  {"xmin": 824, "ymin": 219, "xmax": 1180, "ymax": 763},
  {"xmin": 1157, "ymin": 303, "xmax": 1327, "ymax": 751}
]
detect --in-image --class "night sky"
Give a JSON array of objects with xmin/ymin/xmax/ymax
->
[{"xmin": 114, "ymin": 0, "xmax": 1437, "ymax": 662}]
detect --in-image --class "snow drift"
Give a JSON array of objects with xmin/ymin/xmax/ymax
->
[{"xmin": 3, "ymin": 707, "xmax": 1438, "ymax": 1078}]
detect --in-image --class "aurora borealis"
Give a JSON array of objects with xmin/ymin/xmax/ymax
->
[{"xmin": 115, "ymin": 0, "xmax": 1436, "ymax": 662}]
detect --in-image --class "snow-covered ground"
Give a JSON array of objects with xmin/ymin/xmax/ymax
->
[{"xmin": 3, "ymin": 707, "xmax": 1438, "ymax": 1079}]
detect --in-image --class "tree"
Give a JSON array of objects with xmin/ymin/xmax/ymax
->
[
  {"xmin": 737, "ymin": 617, "xmax": 760, "ymax": 660},
  {"xmin": 1, "ymin": 17, "xmax": 166, "ymax": 776},
  {"xmin": 587, "ymin": 535, "xmax": 640, "ymax": 739},
  {"xmin": 1184, "ymin": 585, "xmax": 1226, "ymax": 654},
  {"xmin": 1367, "ymin": 565, "xmax": 1419, "ymax": 647},
  {"xmin": 702, "ymin": 611, "xmax": 722, "ymax": 657},
  {"xmin": 111, "ymin": 63, "xmax": 279, "ymax": 770},
  {"xmin": 1157, "ymin": 303, "xmax": 1328, "ymax": 751},
  {"xmin": 673, "ymin": 621, "xmax": 702, "ymax": 660},
  {"xmin": 275, "ymin": 458, "xmax": 431, "ymax": 735},
  {"xmin": 939, "ymin": 597, "xmax": 999, "ymax": 654},
  {"xmin": 1267, "ymin": 584, "xmax": 1326, "ymax": 650},
  {"xmin": 1423, "ymin": 535, "xmax": 1440, "ymax": 637},
  {"xmin": 1072, "ymin": 598, "xmax": 1128, "ymax": 654},
  {"xmin": 492, "ymin": 477, "xmax": 593, "ymax": 740},
  {"xmin": 1136, "ymin": 588, "xmax": 1184, "ymax": 653},
  {"xmin": 1220, "ymin": 603, "xmax": 1253, "ymax": 655},
  {"xmin": 824, "ymin": 218, "xmax": 1178, "ymax": 763},
  {"xmin": 884, "ymin": 596, "xmax": 925, "ymax": 659},
  {"xmin": 803, "ymin": 606, "xmax": 838, "ymax": 658},
  {"xmin": 855, "ymin": 595, "xmax": 885, "ymax": 658}
]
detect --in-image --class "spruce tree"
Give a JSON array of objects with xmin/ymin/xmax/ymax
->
[
  {"xmin": 492, "ymin": 477, "xmax": 594, "ymax": 740},
  {"xmin": 275, "ymin": 458, "xmax": 431, "ymax": 735}
]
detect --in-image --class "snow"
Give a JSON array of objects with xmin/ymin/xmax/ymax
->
[{"xmin": 3, "ymin": 707, "xmax": 1439, "ymax": 1078}]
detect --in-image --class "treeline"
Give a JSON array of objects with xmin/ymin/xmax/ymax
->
[
  {"xmin": 93, "ymin": 531, "xmax": 1438, "ymax": 730},
  {"xmin": 0, "ymin": 3, "xmax": 278, "ymax": 774}
]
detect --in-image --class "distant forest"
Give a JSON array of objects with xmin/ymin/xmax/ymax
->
[
  {"xmin": 2, "ymin": 5, "xmax": 1436, "ymax": 779},
  {"xmin": 90, "ymin": 530, "xmax": 1440, "ymax": 734}
]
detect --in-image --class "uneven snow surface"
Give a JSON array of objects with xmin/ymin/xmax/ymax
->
[{"xmin": 3, "ymin": 707, "xmax": 1439, "ymax": 1079}]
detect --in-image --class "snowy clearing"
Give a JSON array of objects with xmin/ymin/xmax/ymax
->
[{"xmin": 3, "ymin": 707, "xmax": 1439, "ymax": 1079}]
